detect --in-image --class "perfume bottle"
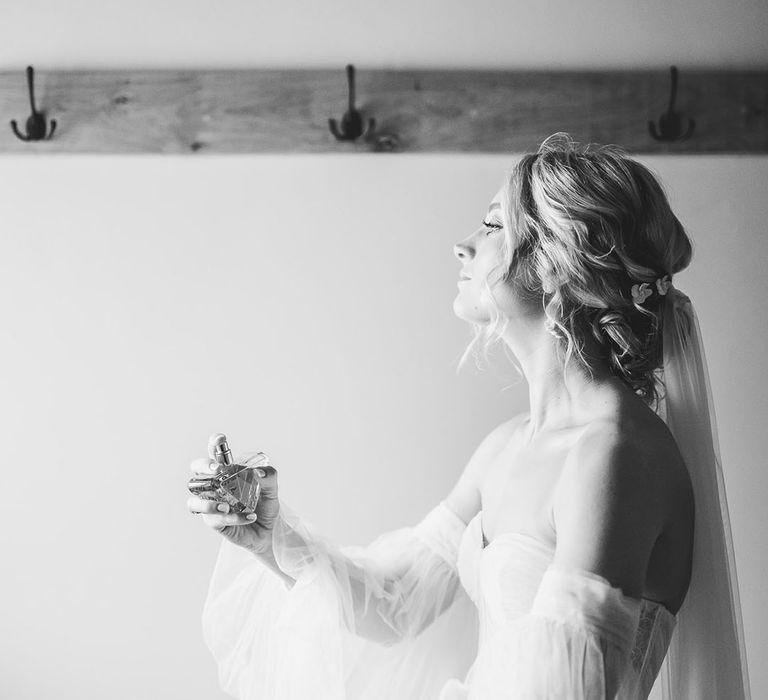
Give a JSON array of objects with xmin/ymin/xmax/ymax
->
[{"xmin": 188, "ymin": 433, "xmax": 266, "ymax": 514}]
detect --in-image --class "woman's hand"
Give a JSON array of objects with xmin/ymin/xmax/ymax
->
[{"xmin": 187, "ymin": 455, "xmax": 281, "ymax": 555}]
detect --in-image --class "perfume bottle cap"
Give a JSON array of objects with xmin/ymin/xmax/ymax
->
[{"xmin": 208, "ymin": 433, "xmax": 234, "ymax": 467}]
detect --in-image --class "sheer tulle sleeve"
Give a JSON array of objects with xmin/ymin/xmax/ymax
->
[
  {"xmin": 458, "ymin": 565, "xmax": 642, "ymax": 700},
  {"xmin": 201, "ymin": 499, "xmax": 479, "ymax": 700}
]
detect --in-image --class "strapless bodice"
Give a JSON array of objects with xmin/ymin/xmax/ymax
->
[{"xmin": 455, "ymin": 510, "xmax": 677, "ymax": 699}]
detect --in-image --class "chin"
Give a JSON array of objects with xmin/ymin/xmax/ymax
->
[{"xmin": 452, "ymin": 295, "xmax": 492, "ymax": 325}]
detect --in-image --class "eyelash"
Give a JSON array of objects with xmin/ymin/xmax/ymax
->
[{"xmin": 482, "ymin": 220, "xmax": 503, "ymax": 235}]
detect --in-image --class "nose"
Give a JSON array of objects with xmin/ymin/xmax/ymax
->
[
  {"xmin": 454, "ymin": 222, "xmax": 486, "ymax": 262},
  {"xmin": 453, "ymin": 241, "xmax": 473, "ymax": 262}
]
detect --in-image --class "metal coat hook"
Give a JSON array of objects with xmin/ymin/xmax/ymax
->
[
  {"xmin": 10, "ymin": 66, "xmax": 57, "ymax": 141},
  {"xmin": 648, "ymin": 66, "xmax": 695, "ymax": 142},
  {"xmin": 328, "ymin": 64, "xmax": 376, "ymax": 141}
]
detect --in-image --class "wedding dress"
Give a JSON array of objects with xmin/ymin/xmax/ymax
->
[
  {"xmin": 201, "ymin": 286, "xmax": 750, "ymax": 698},
  {"xmin": 202, "ymin": 498, "xmax": 676, "ymax": 699}
]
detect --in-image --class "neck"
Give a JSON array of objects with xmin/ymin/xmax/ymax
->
[{"xmin": 500, "ymin": 323, "xmax": 625, "ymax": 438}]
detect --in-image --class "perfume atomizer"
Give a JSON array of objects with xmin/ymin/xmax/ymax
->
[
  {"xmin": 188, "ymin": 433, "xmax": 267, "ymax": 514},
  {"xmin": 209, "ymin": 432, "xmax": 234, "ymax": 468}
]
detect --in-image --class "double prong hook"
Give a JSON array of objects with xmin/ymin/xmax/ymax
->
[
  {"xmin": 328, "ymin": 64, "xmax": 376, "ymax": 141},
  {"xmin": 10, "ymin": 66, "xmax": 57, "ymax": 141},
  {"xmin": 648, "ymin": 66, "xmax": 695, "ymax": 142}
]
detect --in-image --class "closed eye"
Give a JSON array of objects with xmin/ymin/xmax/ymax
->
[{"xmin": 482, "ymin": 219, "xmax": 503, "ymax": 234}]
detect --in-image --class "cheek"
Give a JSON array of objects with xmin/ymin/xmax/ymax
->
[{"xmin": 478, "ymin": 253, "xmax": 509, "ymax": 288}]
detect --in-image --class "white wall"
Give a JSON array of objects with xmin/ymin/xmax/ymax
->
[
  {"xmin": 0, "ymin": 0, "xmax": 766, "ymax": 69},
  {"xmin": 0, "ymin": 2, "xmax": 766, "ymax": 700}
]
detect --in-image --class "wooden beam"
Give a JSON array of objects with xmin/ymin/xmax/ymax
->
[{"xmin": 0, "ymin": 67, "xmax": 765, "ymax": 154}]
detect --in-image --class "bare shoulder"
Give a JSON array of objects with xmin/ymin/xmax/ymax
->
[
  {"xmin": 614, "ymin": 407, "xmax": 694, "ymax": 523},
  {"xmin": 444, "ymin": 412, "xmax": 530, "ymax": 526},
  {"xmin": 556, "ymin": 419, "xmax": 654, "ymax": 508},
  {"xmin": 557, "ymin": 409, "xmax": 691, "ymax": 528},
  {"xmin": 552, "ymin": 409, "xmax": 693, "ymax": 595}
]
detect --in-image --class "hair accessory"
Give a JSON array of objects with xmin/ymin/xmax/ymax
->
[
  {"xmin": 631, "ymin": 274, "xmax": 672, "ymax": 305},
  {"xmin": 656, "ymin": 274, "xmax": 672, "ymax": 295}
]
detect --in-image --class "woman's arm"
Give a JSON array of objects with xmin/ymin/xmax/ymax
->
[
  {"xmin": 263, "ymin": 414, "xmax": 528, "ymax": 644},
  {"xmin": 551, "ymin": 420, "xmax": 663, "ymax": 603},
  {"xmin": 235, "ymin": 415, "xmax": 524, "ymax": 647},
  {"xmin": 467, "ymin": 421, "xmax": 665, "ymax": 699},
  {"xmin": 253, "ymin": 539, "xmax": 297, "ymax": 589},
  {"xmin": 202, "ymin": 502, "xmax": 479, "ymax": 700},
  {"xmin": 264, "ymin": 496, "xmax": 466, "ymax": 645},
  {"xmin": 549, "ymin": 421, "xmax": 664, "ymax": 697},
  {"xmin": 444, "ymin": 412, "xmax": 529, "ymax": 524}
]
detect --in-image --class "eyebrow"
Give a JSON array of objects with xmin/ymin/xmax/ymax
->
[{"xmin": 487, "ymin": 203, "xmax": 501, "ymax": 213}]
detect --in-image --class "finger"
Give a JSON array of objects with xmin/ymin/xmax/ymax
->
[
  {"xmin": 203, "ymin": 511, "xmax": 258, "ymax": 530},
  {"xmin": 254, "ymin": 465, "xmax": 278, "ymax": 497},
  {"xmin": 190, "ymin": 457, "xmax": 218, "ymax": 474},
  {"xmin": 188, "ymin": 496, "xmax": 231, "ymax": 515},
  {"xmin": 254, "ymin": 465, "xmax": 277, "ymax": 480}
]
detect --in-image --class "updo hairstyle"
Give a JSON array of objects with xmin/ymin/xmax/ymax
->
[{"xmin": 457, "ymin": 133, "xmax": 693, "ymax": 411}]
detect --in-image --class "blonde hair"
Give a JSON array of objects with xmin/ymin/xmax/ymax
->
[{"xmin": 456, "ymin": 132, "xmax": 693, "ymax": 410}]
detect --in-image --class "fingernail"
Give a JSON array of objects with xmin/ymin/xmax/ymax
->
[
  {"xmin": 246, "ymin": 513, "xmax": 257, "ymax": 521},
  {"xmin": 255, "ymin": 469, "xmax": 266, "ymax": 478},
  {"xmin": 217, "ymin": 503, "xmax": 229, "ymax": 513}
]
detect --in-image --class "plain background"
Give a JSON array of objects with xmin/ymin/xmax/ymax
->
[{"xmin": 0, "ymin": 2, "xmax": 766, "ymax": 699}]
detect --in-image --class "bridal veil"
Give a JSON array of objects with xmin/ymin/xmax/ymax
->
[{"xmin": 655, "ymin": 285, "xmax": 751, "ymax": 698}]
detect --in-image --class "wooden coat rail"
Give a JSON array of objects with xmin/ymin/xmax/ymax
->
[{"xmin": 0, "ymin": 66, "xmax": 766, "ymax": 154}]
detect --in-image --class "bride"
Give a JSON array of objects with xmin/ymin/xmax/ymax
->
[{"xmin": 187, "ymin": 133, "xmax": 750, "ymax": 699}]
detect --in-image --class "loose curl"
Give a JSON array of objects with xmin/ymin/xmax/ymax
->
[{"xmin": 456, "ymin": 132, "xmax": 693, "ymax": 412}]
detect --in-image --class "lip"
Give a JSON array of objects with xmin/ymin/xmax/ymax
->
[{"xmin": 459, "ymin": 276, "xmax": 471, "ymax": 281}]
